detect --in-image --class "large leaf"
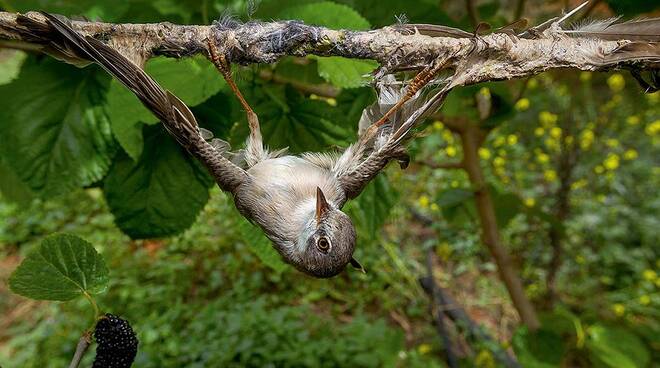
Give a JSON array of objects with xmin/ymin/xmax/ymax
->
[
  {"xmin": 9, "ymin": 233, "xmax": 109, "ymax": 301},
  {"xmin": 237, "ymin": 218, "xmax": 288, "ymax": 273},
  {"xmin": 586, "ymin": 324, "xmax": 650, "ymax": 368},
  {"xmin": 0, "ymin": 157, "xmax": 34, "ymax": 206},
  {"xmin": 231, "ymin": 84, "xmax": 354, "ymax": 153},
  {"xmin": 0, "ymin": 58, "xmax": 116, "ymax": 197},
  {"xmin": 0, "ymin": 50, "xmax": 26, "ymax": 85},
  {"xmin": 107, "ymin": 56, "xmax": 224, "ymax": 160},
  {"xmin": 103, "ymin": 125, "xmax": 213, "ymax": 239},
  {"xmin": 277, "ymin": 1, "xmax": 376, "ymax": 88},
  {"xmin": 345, "ymin": 175, "xmax": 399, "ymax": 239}
]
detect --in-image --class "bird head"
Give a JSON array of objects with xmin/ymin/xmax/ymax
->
[{"xmin": 292, "ymin": 187, "xmax": 357, "ymax": 278}]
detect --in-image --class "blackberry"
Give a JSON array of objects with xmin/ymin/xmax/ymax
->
[{"xmin": 93, "ymin": 313, "xmax": 139, "ymax": 368}]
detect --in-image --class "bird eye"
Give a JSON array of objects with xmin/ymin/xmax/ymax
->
[{"xmin": 317, "ymin": 237, "xmax": 330, "ymax": 253}]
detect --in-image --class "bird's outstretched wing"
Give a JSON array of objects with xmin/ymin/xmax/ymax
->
[
  {"xmin": 334, "ymin": 76, "xmax": 451, "ymax": 204},
  {"xmin": 21, "ymin": 12, "xmax": 249, "ymax": 193}
]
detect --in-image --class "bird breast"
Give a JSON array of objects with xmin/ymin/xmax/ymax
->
[{"xmin": 233, "ymin": 155, "xmax": 342, "ymax": 245}]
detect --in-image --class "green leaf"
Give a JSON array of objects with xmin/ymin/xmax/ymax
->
[
  {"xmin": 103, "ymin": 125, "xmax": 213, "ymax": 239},
  {"xmin": 107, "ymin": 56, "xmax": 224, "ymax": 160},
  {"xmin": 0, "ymin": 50, "xmax": 26, "ymax": 85},
  {"xmin": 0, "ymin": 58, "xmax": 116, "ymax": 197},
  {"xmin": 345, "ymin": 175, "xmax": 399, "ymax": 239},
  {"xmin": 277, "ymin": 1, "xmax": 370, "ymax": 29},
  {"xmin": 0, "ymin": 157, "xmax": 34, "ymax": 206},
  {"xmin": 231, "ymin": 84, "xmax": 354, "ymax": 153},
  {"xmin": 512, "ymin": 326, "xmax": 565, "ymax": 368},
  {"xmin": 277, "ymin": 2, "xmax": 376, "ymax": 88},
  {"xmin": 586, "ymin": 324, "xmax": 650, "ymax": 368},
  {"xmin": 9, "ymin": 233, "xmax": 109, "ymax": 301},
  {"xmin": 237, "ymin": 218, "xmax": 288, "ymax": 273},
  {"xmin": 313, "ymin": 57, "xmax": 377, "ymax": 89}
]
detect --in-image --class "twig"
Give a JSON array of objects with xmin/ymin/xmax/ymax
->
[
  {"xmin": 68, "ymin": 332, "xmax": 92, "ymax": 368},
  {"xmin": 425, "ymin": 250, "xmax": 459, "ymax": 368}
]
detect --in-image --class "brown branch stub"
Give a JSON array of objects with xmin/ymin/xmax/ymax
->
[{"xmin": 0, "ymin": 11, "xmax": 657, "ymax": 89}]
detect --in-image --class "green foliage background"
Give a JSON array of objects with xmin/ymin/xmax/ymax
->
[{"xmin": 0, "ymin": 0, "xmax": 658, "ymax": 367}]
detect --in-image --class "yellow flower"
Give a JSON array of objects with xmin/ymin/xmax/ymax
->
[
  {"xmin": 575, "ymin": 255, "xmax": 586, "ymax": 264},
  {"xmin": 539, "ymin": 111, "xmax": 558, "ymax": 128},
  {"xmin": 607, "ymin": 73, "xmax": 625, "ymax": 92},
  {"xmin": 597, "ymin": 194, "xmax": 606, "ymax": 203},
  {"xmin": 528, "ymin": 78, "xmax": 538, "ymax": 89},
  {"xmin": 507, "ymin": 134, "xmax": 518, "ymax": 145},
  {"xmin": 493, "ymin": 136, "xmax": 505, "ymax": 147},
  {"xmin": 524, "ymin": 198, "xmax": 536, "ymax": 207},
  {"xmin": 475, "ymin": 350, "xmax": 496, "ymax": 368},
  {"xmin": 442, "ymin": 130, "xmax": 455, "ymax": 143},
  {"xmin": 544, "ymin": 169, "xmax": 557, "ymax": 182},
  {"xmin": 445, "ymin": 146, "xmax": 457, "ymax": 157},
  {"xmin": 514, "ymin": 98, "xmax": 530, "ymax": 111},
  {"xmin": 612, "ymin": 303, "xmax": 625, "ymax": 317},
  {"xmin": 604, "ymin": 153, "xmax": 620, "ymax": 170},
  {"xmin": 580, "ymin": 130, "xmax": 594, "ymax": 150},
  {"xmin": 623, "ymin": 149, "xmax": 638, "ymax": 160},
  {"xmin": 580, "ymin": 72, "xmax": 592, "ymax": 82},
  {"xmin": 605, "ymin": 138, "xmax": 619, "ymax": 148},
  {"xmin": 571, "ymin": 179, "xmax": 587, "ymax": 190},
  {"xmin": 536, "ymin": 152, "xmax": 550, "ymax": 164},
  {"xmin": 639, "ymin": 295, "xmax": 651, "ymax": 306},
  {"xmin": 450, "ymin": 180, "xmax": 460, "ymax": 188},
  {"xmin": 433, "ymin": 120, "xmax": 444, "ymax": 131},
  {"xmin": 493, "ymin": 157, "xmax": 506, "ymax": 167},
  {"xmin": 565, "ymin": 135, "xmax": 574, "ymax": 145},
  {"xmin": 647, "ymin": 91, "xmax": 659, "ymax": 104},
  {"xmin": 550, "ymin": 127, "xmax": 562, "ymax": 139},
  {"xmin": 498, "ymin": 149, "xmax": 507, "ymax": 157},
  {"xmin": 436, "ymin": 242, "xmax": 452, "ymax": 261},
  {"xmin": 545, "ymin": 138, "xmax": 559, "ymax": 151},
  {"xmin": 534, "ymin": 127, "xmax": 545, "ymax": 137},
  {"xmin": 594, "ymin": 165, "xmax": 605, "ymax": 174},
  {"xmin": 478, "ymin": 148, "xmax": 491, "ymax": 160},
  {"xmin": 418, "ymin": 195, "xmax": 430, "ymax": 208},
  {"xmin": 643, "ymin": 269, "xmax": 657, "ymax": 282},
  {"xmin": 430, "ymin": 203, "xmax": 440, "ymax": 212},
  {"xmin": 646, "ymin": 120, "xmax": 660, "ymax": 136},
  {"xmin": 626, "ymin": 116, "xmax": 640, "ymax": 126},
  {"xmin": 326, "ymin": 98, "xmax": 337, "ymax": 106},
  {"xmin": 479, "ymin": 87, "xmax": 491, "ymax": 98},
  {"xmin": 417, "ymin": 344, "xmax": 432, "ymax": 355}
]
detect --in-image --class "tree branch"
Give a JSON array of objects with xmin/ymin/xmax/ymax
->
[
  {"xmin": 68, "ymin": 332, "xmax": 92, "ymax": 368},
  {"xmin": 0, "ymin": 10, "xmax": 657, "ymax": 88}
]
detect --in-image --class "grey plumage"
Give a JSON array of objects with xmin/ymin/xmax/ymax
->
[
  {"xmin": 563, "ymin": 17, "xmax": 660, "ymax": 42},
  {"xmin": 29, "ymin": 12, "xmax": 433, "ymax": 278}
]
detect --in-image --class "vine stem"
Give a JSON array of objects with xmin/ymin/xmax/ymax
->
[
  {"xmin": 68, "ymin": 331, "xmax": 92, "ymax": 368},
  {"xmin": 83, "ymin": 291, "xmax": 100, "ymax": 329}
]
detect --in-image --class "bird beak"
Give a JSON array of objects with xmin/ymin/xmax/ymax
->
[
  {"xmin": 316, "ymin": 187, "xmax": 330, "ymax": 224},
  {"xmin": 350, "ymin": 257, "xmax": 366, "ymax": 273}
]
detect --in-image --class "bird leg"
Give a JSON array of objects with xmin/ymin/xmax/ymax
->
[
  {"xmin": 361, "ymin": 58, "xmax": 450, "ymax": 142},
  {"xmin": 207, "ymin": 38, "xmax": 261, "ymax": 142}
]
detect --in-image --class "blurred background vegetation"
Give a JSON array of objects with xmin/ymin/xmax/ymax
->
[{"xmin": 0, "ymin": 0, "xmax": 658, "ymax": 367}]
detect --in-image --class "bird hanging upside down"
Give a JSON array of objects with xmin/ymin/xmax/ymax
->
[{"xmin": 23, "ymin": 12, "xmax": 451, "ymax": 278}]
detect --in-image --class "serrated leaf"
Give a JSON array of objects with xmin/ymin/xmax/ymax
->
[
  {"xmin": 9, "ymin": 233, "xmax": 109, "ymax": 301},
  {"xmin": 231, "ymin": 84, "xmax": 354, "ymax": 153},
  {"xmin": 0, "ymin": 157, "xmax": 34, "ymax": 206},
  {"xmin": 107, "ymin": 56, "xmax": 224, "ymax": 160},
  {"xmin": 313, "ymin": 57, "xmax": 377, "ymax": 88},
  {"xmin": 345, "ymin": 175, "xmax": 399, "ymax": 239},
  {"xmin": 237, "ymin": 218, "xmax": 288, "ymax": 273},
  {"xmin": 0, "ymin": 50, "xmax": 26, "ymax": 85},
  {"xmin": 277, "ymin": 2, "xmax": 376, "ymax": 88},
  {"xmin": 103, "ymin": 125, "xmax": 213, "ymax": 239},
  {"xmin": 0, "ymin": 58, "xmax": 116, "ymax": 197},
  {"xmin": 277, "ymin": 1, "xmax": 370, "ymax": 29}
]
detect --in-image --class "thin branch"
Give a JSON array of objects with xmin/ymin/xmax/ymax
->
[
  {"xmin": 68, "ymin": 332, "xmax": 92, "ymax": 368},
  {"xmin": 0, "ymin": 10, "xmax": 657, "ymax": 91}
]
